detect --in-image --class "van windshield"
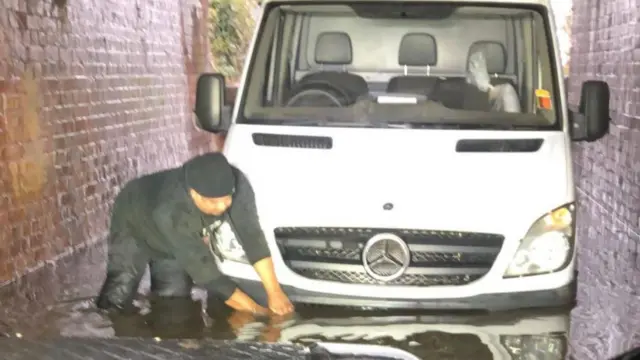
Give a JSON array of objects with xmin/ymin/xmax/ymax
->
[{"xmin": 238, "ymin": 3, "xmax": 562, "ymax": 130}]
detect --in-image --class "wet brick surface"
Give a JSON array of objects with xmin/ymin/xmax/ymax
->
[
  {"xmin": 0, "ymin": 242, "xmax": 107, "ymax": 336},
  {"xmin": 0, "ymin": 0, "xmax": 222, "ymax": 283},
  {"xmin": 567, "ymin": 0, "xmax": 640, "ymax": 358}
]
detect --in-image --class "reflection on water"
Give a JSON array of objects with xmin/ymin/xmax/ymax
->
[{"xmin": 36, "ymin": 289, "xmax": 569, "ymax": 360}]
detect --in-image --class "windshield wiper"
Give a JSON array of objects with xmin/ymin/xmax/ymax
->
[
  {"xmin": 242, "ymin": 118, "xmax": 547, "ymax": 130},
  {"xmin": 282, "ymin": 118, "xmax": 547, "ymax": 130},
  {"xmin": 285, "ymin": 119, "xmax": 361, "ymax": 127},
  {"xmin": 394, "ymin": 122, "xmax": 545, "ymax": 130},
  {"xmin": 245, "ymin": 118, "xmax": 387, "ymax": 128}
]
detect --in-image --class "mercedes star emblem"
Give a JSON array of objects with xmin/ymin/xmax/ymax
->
[{"xmin": 362, "ymin": 233, "xmax": 411, "ymax": 282}]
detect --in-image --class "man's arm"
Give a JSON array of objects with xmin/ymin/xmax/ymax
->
[
  {"xmin": 151, "ymin": 203, "xmax": 238, "ymax": 300},
  {"xmin": 228, "ymin": 169, "xmax": 285, "ymax": 296},
  {"xmin": 228, "ymin": 168, "xmax": 272, "ymax": 265}
]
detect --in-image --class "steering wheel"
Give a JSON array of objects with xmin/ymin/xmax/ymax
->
[{"xmin": 286, "ymin": 81, "xmax": 352, "ymax": 107}]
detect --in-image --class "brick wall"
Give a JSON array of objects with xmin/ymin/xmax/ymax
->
[
  {"xmin": 567, "ymin": 0, "xmax": 640, "ymax": 358},
  {"xmin": 0, "ymin": 0, "xmax": 220, "ymax": 284}
]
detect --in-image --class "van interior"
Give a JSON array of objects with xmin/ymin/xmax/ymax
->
[{"xmin": 239, "ymin": 3, "xmax": 561, "ymax": 129}]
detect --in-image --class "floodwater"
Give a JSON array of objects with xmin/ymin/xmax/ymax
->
[
  {"xmin": 0, "ymin": 244, "xmax": 570, "ymax": 360},
  {"xmin": 6, "ymin": 293, "xmax": 571, "ymax": 360}
]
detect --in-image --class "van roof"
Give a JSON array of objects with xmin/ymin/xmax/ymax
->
[{"xmin": 261, "ymin": 0, "xmax": 551, "ymax": 7}]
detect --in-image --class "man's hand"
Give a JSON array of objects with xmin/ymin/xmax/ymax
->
[
  {"xmin": 253, "ymin": 257, "xmax": 295, "ymax": 315},
  {"xmin": 224, "ymin": 288, "xmax": 269, "ymax": 315},
  {"xmin": 227, "ymin": 311, "xmax": 257, "ymax": 334},
  {"xmin": 260, "ymin": 312, "xmax": 294, "ymax": 342},
  {"xmin": 267, "ymin": 289, "xmax": 294, "ymax": 315}
]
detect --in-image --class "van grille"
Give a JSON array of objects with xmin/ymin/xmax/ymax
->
[
  {"xmin": 275, "ymin": 227, "xmax": 504, "ymax": 287},
  {"xmin": 294, "ymin": 268, "xmax": 482, "ymax": 286}
]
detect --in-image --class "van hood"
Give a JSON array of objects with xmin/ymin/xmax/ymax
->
[{"xmin": 225, "ymin": 125, "xmax": 572, "ymax": 236}]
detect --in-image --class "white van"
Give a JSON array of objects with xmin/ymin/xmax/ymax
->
[{"xmin": 194, "ymin": 0, "xmax": 610, "ymax": 311}]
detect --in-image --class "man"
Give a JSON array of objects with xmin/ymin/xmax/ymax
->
[{"xmin": 96, "ymin": 152, "xmax": 294, "ymax": 316}]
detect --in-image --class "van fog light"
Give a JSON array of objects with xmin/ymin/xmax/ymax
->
[{"xmin": 504, "ymin": 204, "xmax": 575, "ymax": 278}]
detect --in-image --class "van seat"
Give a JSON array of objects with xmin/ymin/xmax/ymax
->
[
  {"xmin": 432, "ymin": 41, "xmax": 519, "ymax": 111},
  {"xmin": 463, "ymin": 41, "xmax": 519, "ymax": 111},
  {"xmin": 295, "ymin": 32, "xmax": 369, "ymax": 104},
  {"xmin": 386, "ymin": 33, "xmax": 439, "ymax": 96}
]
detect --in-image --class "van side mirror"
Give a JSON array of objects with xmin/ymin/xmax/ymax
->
[
  {"xmin": 194, "ymin": 73, "xmax": 231, "ymax": 133},
  {"xmin": 570, "ymin": 80, "xmax": 610, "ymax": 142}
]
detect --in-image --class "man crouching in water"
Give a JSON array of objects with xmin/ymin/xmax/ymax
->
[{"xmin": 96, "ymin": 152, "xmax": 294, "ymax": 316}]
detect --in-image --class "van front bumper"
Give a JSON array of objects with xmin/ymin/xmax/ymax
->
[{"xmin": 229, "ymin": 277, "xmax": 576, "ymax": 312}]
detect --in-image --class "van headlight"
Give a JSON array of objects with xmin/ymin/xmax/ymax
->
[
  {"xmin": 212, "ymin": 221, "xmax": 248, "ymax": 264},
  {"xmin": 504, "ymin": 204, "xmax": 575, "ymax": 277}
]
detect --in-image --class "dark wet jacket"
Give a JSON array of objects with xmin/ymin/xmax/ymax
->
[{"xmin": 109, "ymin": 165, "xmax": 271, "ymax": 299}]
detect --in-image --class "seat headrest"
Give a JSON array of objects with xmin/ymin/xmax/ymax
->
[
  {"xmin": 398, "ymin": 33, "xmax": 437, "ymax": 67},
  {"xmin": 315, "ymin": 32, "xmax": 353, "ymax": 65},
  {"xmin": 467, "ymin": 41, "xmax": 507, "ymax": 74}
]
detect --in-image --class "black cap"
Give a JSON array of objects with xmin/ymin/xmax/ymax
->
[{"xmin": 183, "ymin": 153, "xmax": 235, "ymax": 198}]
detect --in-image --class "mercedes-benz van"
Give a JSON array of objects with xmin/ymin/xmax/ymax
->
[{"xmin": 193, "ymin": 0, "xmax": 610, "ymax": 311}]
